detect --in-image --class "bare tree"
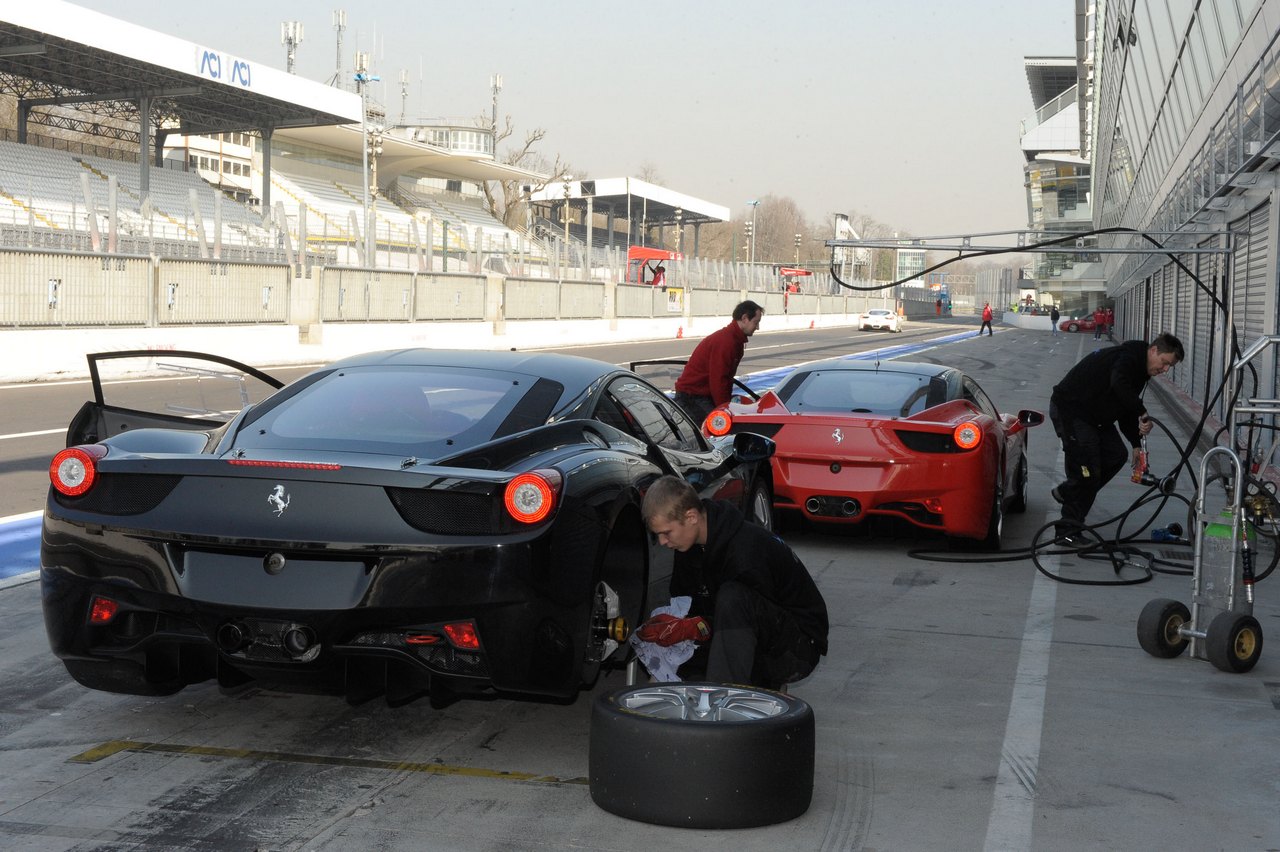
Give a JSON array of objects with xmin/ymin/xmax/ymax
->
[
  {"xmin": 636, "ymin": 161, "xmax": 665, "ymax": 187},
  {"xmin": 476, "ymin": 115, "xmax": 572, "ymax": 231}
]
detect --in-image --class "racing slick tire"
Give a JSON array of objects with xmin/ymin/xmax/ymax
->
[
  {"xmin": 1205, "ymin": 611, "xmax": 1263, "ymax": 673},
  {"xmin": 588, "ymin": 682, "xmax": 815, "ymax": 828},
  {"xmin": 1136, "ymin": 598, "xmax": 1191, "ymax": 659}
]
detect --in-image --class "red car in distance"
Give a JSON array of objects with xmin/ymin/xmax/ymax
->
[
  {"xmin": 1059, "ymin": 316, "xmax": 1099, "ymax": 333},
  {"xmin": 705, "ymin": 358, "xmax": 1044, "ymax": 548}
]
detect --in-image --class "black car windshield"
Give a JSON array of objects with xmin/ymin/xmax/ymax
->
[
  {"xmin": 236, "ymin": 365, "xmax": 562, "ymax": 455},
  {"xmin": 779, "ymin": 369, "xmax": 938, "ymax": 417}
]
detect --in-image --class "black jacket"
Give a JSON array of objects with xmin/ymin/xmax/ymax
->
[
  {"xmin": 670, "ymin": 500, "xmax": 829, "ymax": 655},
  {"xmin": 1051, "ymin": 339, "xmax": 1150, "ymax": 447}
]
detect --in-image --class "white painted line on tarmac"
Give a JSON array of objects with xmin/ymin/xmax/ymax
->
[
  {"xmin": 0, "ymin": 428, "xmax": 64, "ymax": 441},
  {"xmin": 982, "ymin": 451, "xmax": 1062, "ymax": 852}
]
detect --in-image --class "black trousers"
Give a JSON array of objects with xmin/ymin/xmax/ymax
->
[
  {"xmin": 672, "ymin": 391, "xmax": 715, "ymax": 425},
  {"xmin": 704, "ymin": 580, "xmax": 820, "ymax": 689},
  {"xmin": 1049, "ymin": 399, "xmax": 1129, "ymax": 528},
  {"xmin": 980, "ymin": 320, "xmax": 993, "ymax": 336}
]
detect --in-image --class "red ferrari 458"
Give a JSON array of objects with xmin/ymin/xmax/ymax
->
[{"xmin": 706, "ymin": 358, "xmax": 1044, "ymax": 548}]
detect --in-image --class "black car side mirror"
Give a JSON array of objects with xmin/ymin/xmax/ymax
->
[
  {"xmin": 733, "ymin": 431, "xmax": 776, "ymax": 463},
  {"xmin": 1019, "ymin": 409, "xmax": 1045, "ymax": 427}
]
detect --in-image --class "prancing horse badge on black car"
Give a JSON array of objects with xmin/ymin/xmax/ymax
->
[{"xmin": 267, "ymin": 485, "xmax": 290, "ymax": 516}]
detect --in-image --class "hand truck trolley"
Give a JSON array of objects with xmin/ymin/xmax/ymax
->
[
  {"xmin": 1138, "ymin": 446, "xmax": 1263, "ymax": 672},
  {"xmin": 1134, "ymin": 333, "xmax": 1280, "ymax": 673}
]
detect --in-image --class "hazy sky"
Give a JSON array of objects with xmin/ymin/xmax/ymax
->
[{"xmin": 72, "ymin": 0, "xmax": 1076, "ymax": 236}]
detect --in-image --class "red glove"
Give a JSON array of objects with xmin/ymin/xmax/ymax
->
[{"xmin": 635, "ymin": 614, "xmax": 711, "ymax": 646}]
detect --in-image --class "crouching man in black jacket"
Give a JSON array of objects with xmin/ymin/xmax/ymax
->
[
  {"xmin": 1049, "ymin": 332, "xmax": 1184, "ymax": 541},
  {"xmin": 640, "ymin": 475, "xmax": 828, "ymax": 689}
]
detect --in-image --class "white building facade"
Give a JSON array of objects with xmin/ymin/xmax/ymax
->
[{"xmin": 1086, "ymin": 0, "xmax": 1280, "ymax": 421}]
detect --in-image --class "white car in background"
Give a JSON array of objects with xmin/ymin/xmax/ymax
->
[{"xmin": 859, "ymin": 308, "xmax": 902, "ymax": 332}]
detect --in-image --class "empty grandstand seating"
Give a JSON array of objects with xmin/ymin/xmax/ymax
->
[
  {"xmin": 0, "ymin": 139, "xmax": 274, "ymax": 250},
  {"xmin": 0, "ymin": 138, "xmax": 553, "ymax": 270}
]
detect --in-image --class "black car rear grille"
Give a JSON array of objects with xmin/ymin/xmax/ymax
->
[
  {"xmin": 894, "ymin": 430, "xmax": 964, "ymax": 453},
  {"xmin": 346, "ymin": 631, "xmax": 489, "ymax": 675},
  {"xmin": 385, "ymin": 488, "xmax": 501, "ymax": 535},
  {"xmin": 53, "ymin": 474, "xmax": 183, "ymax": 515},
  {"xmin": 729, "ymin": 422, "xmax": 783, "ymax": 438}
]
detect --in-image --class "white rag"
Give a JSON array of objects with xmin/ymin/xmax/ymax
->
[{"xmin": 628, "ymin": 596, "xmax": 698, "ymax": 682}]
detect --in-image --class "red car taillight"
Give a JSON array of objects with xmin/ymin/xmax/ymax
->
[
  {"xmin": 953, "ymin": 422, "xmax": 983, "ymax": 450},
  {"xmin": 503, "ymin": 469, "xmax": 562, "ymax": 524},
  {"xmin": 50, "ymin": 444, "xmax": 108, "ymax": 497},
  {"xmin": 704, "ymin": 409, "xmax": 733, "ymax": 436}
]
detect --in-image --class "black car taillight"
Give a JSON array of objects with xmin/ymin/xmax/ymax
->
[
  {"xmin": 503, "ymin": 469, "xmax": 562, "ymax": 524},
  {"xmin": 50, "ymin": 444, "xmax": 108, "ymax": 497}
]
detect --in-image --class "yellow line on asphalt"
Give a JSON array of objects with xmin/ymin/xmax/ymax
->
[{"xmin": 69, "ymin": 739, "xmax": 588, "ymax": 785}]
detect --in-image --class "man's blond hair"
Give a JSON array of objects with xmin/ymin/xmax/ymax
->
[{"xmin": 641, "ymin": 475, "xmax": 701, "ymax": 524}]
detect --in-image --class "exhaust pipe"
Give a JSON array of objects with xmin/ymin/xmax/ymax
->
[
  {"xmin": 841, "ymin": 500, "xmax": 860, "ymax": 517},
  {"xmin": 805, "ymin": 497, "xmax": 822, "ymax": 514},
  {"xmin": 282, "ymin": 625, "xmax": 317, "ymax": 659},
  {"xmin": 216, "ymin": 621, "xmax": 249, "ymax": 653}
]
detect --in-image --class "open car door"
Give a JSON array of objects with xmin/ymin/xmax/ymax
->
[
  {"xmin": 628, "ymin": 358, "xmax": 763, "ymax": 403},
  {"xmin": 66, "ymin": 350, "xmax": 285, "ymax": 446}
]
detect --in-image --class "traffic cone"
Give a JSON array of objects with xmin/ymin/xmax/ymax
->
[{"xmin": 676, "ymin": 326, "xmax": 683, "ymax": 339}]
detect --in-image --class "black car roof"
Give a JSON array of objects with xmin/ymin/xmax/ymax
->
[{"xmin": 323, "ymin": 348, "xmax": 621, "ymax": 398}]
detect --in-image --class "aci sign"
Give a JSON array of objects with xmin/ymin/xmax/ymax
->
[{"xmin": 195, "ymin": 47, "xmax": 253, "ymax": 89}]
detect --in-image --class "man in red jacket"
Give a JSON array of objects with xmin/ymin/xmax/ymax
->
[{"xmin": 672, "ymin": 300, "xmax": 763, "ymax": 424}]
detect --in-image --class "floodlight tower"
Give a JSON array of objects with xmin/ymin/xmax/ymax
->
[{"xmin": 281, "ymin": 21, "xmax": 304, "ymax": 75}]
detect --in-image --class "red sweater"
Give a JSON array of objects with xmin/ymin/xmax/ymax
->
[{"xmin": 675, "ymin": 321, "xmax": 747, "ymax": 405}]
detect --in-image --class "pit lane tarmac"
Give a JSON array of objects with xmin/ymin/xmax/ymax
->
[{"xmin": 1, "ymin": 327, "xmax": 1277, "ymax": 851}]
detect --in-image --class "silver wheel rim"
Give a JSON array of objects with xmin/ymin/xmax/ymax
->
[
  {"xmin": 752, "ymin": 487, "xmax": 772, "ymax": 528},
  {"xmin": 617, "ymin": 684, "xmax": 788, "ymax": 721},
  {"xmin": 1018, "ymin": 452, "xmax": 1028, "ymax": 505}
]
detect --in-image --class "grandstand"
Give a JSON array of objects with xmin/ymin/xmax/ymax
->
[{"xmin": 0, "ymin": 2, "xmax": 553, "ymax": 273}]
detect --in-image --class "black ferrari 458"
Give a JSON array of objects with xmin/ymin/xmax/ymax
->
[{"xmin": 41, "ymin": 349, "xmax": 775, "ymax": 706}]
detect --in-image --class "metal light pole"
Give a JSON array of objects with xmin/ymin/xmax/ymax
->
[
  {"xmin": 675, "ymin": 207, "xmax": 683, "ymax": 258},
  {"xmin": 329, "ymin": 10, "xmax": 346, "ymax": 87},
  {"xmin": 562, "ymin": 176, "xmax": 573, "ymax": 246},
  {"xmin": 354, "ymin": 52, "xmax": 380, "ymax": 266},
  {"xmin": 795, "ymin": 233, "xmax": 802, "ymax": 264},
  {"xmin": 490, "ymin": 73, "xmax": 503, "ymax": 135},
  {"xmin": 746, "ymin": 200, "xmax": 760, "ymax": 266}
]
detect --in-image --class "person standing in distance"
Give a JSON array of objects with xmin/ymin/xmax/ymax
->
[
  {"xmin": 640, "ymin": 475, "xmax": 828, "ymax": 688},
  {"xmin": 1050, "ymin": 304, "xmax": 1061, "ymax": 337},
  {"xmin": 672, "ymin": 300, "xmax": 764, "ymax": 425},
  {"xmin": 980, "ymin": 302, "xmax": 994, "ymax": 336},
  {"xmin": 1049, "ymin": 332, "xmax": 1184, "ymax": 542}
]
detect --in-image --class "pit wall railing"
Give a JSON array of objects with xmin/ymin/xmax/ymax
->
[{"xmin": 0, "ymin": 246, "xmax": 892, "ymax": 329}]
